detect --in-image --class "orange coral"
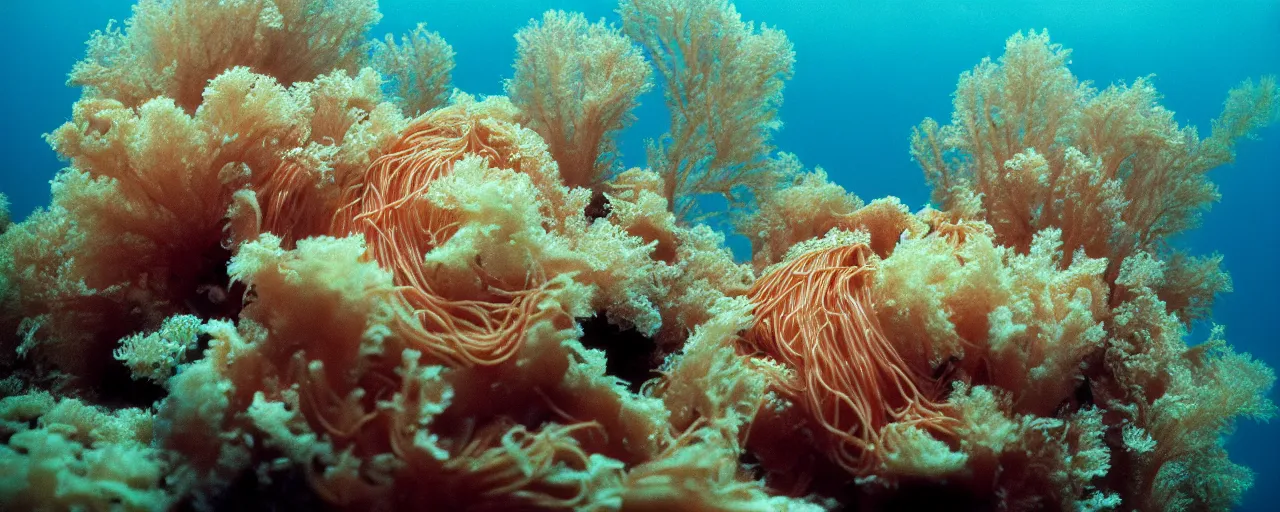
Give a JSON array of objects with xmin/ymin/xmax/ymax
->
[
  {"xmin": 327, "ymin": 102, "xmax": 574, "ymax": 368},
  {"xmin": 3, "ymin": 68, "xmax": 312, "ymax": 385},
  {"xmin": 166, "ymin": 234, "xmax": 620, "ymax": 510},
  {"xmin": 3, "ymin": 0, "xmax": 1276, "ymax": 510},
  {"xmin": 918, "ymin": 208, "xmax": 993, "ymax": 248},
  {"xmin": 372, "ymin": 23, "xmax": 455, "ymax": 116},
  {"xmin": 244, "ymin": 68, "xmax": 407, "ymax": 247},
  {"xmin": 742, "ymin": 242, "xmax": 958, "ymax": 476},
  {"xmin": 738, "ymin": 156, "xmax": 925, "ymax": 271}
]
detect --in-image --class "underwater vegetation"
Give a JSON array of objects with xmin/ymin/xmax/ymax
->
[{"xmin": 0, "ymin": 0, "xmax": 1277, "ymax": 510}]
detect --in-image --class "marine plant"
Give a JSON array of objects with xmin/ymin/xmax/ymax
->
[{"xmin": 0, "ymin": 1, "xmax": 1275, "ymax": 511}]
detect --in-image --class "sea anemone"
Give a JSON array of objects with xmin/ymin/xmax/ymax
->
[
  {"xmin": 742, "ymin": 241, "xmax": 960, "ymax": 477},
  {"xmin": 329, "ymin": 101, "xmax": 570, "ymax": 368}
]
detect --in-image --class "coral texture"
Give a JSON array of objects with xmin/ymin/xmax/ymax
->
[{"xmin": 0, "ymin": 2, "xmax": 1275, "ymax": 511}]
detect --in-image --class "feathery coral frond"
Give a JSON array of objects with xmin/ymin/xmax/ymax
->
[
  {"xmin": 71, "ymin": 0, "xmax": 379, "ymax": 110},
  {"xmin": 509, "ymin": 10, "xmax": 652, "ymax": 191},
  {"xmin": 620, "ymin": 0, "xmax": 794, "ymax": 220},
  {"xmin": 372, "ymin": 23, "xmax": 456, "ymax": 116},
  {"xmin": 910, "ymin": 30, "xmax": 1278, "ymax": 323}
]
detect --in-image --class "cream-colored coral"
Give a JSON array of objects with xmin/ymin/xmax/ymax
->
[
  {"xmin": 1, "ymin": 1, "xmax": 1275, "ymax": 510},
  {"xmin": 509, "ymin": 10, "xmax": 652, "ymax": 190},
  {"xmin": 948, "ymin": 384, "xmax": 1118, "ymax": 511},
  {"xmin": 372, "ymin": 23, "xmax": 455, "ymax": 116},
  {"xmin": 114, "ymin": 314, "xmax": 203, "ymax": 384},
  {"xmin": 2, "ymin": 66, "xmax": 403, "ymax": 388},
  {"xmin": 910, "ymin": 31, "xmax": 1278, "ymax": 323},
  {"xmin": 875, "ymin": 228, "xmax": 1108, "ymax": 415},
  {"xmin": 620, "ymin": 0, "xmax": 795, "ymax": 219},
  {"xmin": 1104, "ymin": 288, "xmax": 1275, "ymax": 511},
  {"xmin": 0, "ymin": 393, "xmax": 169, "ymax": 511},
  {"xmin": 71, "ymin": 0, "xmax": 380, "ymax": 110}
]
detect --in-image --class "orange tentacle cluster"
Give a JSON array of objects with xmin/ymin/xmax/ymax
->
[
  {"xmin": 252, "ymin": 158, "xmax": 334, "ymax": 245},
  {"xmin": 920, "ymin": 208, "xmax": 993, "ymax": 248},
  {"xmin": 328, "ymin": 108, "xmax": 567, "ymax": 368},
  {"xmin": 742, "ymin": 243, "xmax": 959, "ymax": 475},
  {"xmin": 331, "ymin": 109, "xmax": 494, "ymax": 280}
]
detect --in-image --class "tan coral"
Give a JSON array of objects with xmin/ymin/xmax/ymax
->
[
  {"xmin": 620, "ymin": 0, "xmax": 795, "ymax": 220},
  {"xmin": 910, "ymin": 30, "xmax": 1277, "ymax": 322},
  {"xmin": 71, "ymin": 0, "xmax": 380, "ymax": 110},
  {"xmin": 509, "ymin": 10, "xmax": 652, "ymax": 191}
]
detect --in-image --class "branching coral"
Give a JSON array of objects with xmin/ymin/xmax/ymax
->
[
  {"xmin": 244, "ymin": 68, "xmax": 408, "ymax": 246},
  {"xmin": 947, "ymin": 385, "xmax": 1118, "ymax": 510},
  {"xmin": 0, "ymin": 392, "xmax": 168, "ymax": 510},
  {"xmin": 910, "ymin": 30, "xmax": 1278, "ymax": 322},
  {"xmin": 596, "ymin": 168, "xmax": 756, "ymax": 345},
  {"xmin": 1099, "ymin": 267, "xmax": 1276, "ymax": 512},
  {"xmin": 1, "ymin": 66, "xmax": 397, "ymax": 389},
  {"xmin": 634, "ymin": 295, "xmax": 827, "ymax": 510},
  {"xmin": 114, "ymin": 314, "xmax": 203, "ymax": 385},
  {"xmin": 738, "ymin": 154, "xmax": 927, "ymax": 271},
  {"xmin": 1, "ymin": 1, "xmax": 1275, "ymax": 511},
  {"xmin": 158, "ymin": 234, "xmax": 617, "ymax": 509},
  {"xmin": 874, "ymin": 228, "xmax": 1110, "ymax": 417},
  {"xmin": 372, "ymin": 23, "xmax": 456, "ymax": 116},
  {"xmin": 3, "ymin": 69, "xmax": 300, "ymax": 385},
  {"xmin": 620, "ymin": 0, "xmax": 795, "ymax": 219},
  {"xmin": 901, "ymin": 29, "xmax": 1276, "ymax": 511},
  {"xmin": 508, "ymin": 10, "xmax": 652, "ymax": 191}
]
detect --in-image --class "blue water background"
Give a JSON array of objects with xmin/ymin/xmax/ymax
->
[{"xmin": 1, "ymin": 0, "xmax": 1276, "ymax": 508}]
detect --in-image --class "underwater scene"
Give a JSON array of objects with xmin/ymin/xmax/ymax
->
[{"xmin": 0, "ymin": 0, "xmax": 1278, "ymax": 510}]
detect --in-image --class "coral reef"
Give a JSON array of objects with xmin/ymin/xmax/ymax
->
[
  {"xmin": 620, "ymin": 0, "xmax": 794, "ymax": 220},
  {"xmin": 508, "ymin": 10, "xmax": 651, "ymax": 191},
  {"xmin": 0, "ymin": 1, "xmax": 1275, "ymax": 511}
]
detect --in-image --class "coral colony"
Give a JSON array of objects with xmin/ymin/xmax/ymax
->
[{"xmin": 1, "ymin": 0, "xmax": 1277, "ymax": 510}]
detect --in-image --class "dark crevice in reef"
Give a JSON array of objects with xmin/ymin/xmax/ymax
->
[
  {"xmin": 185, "ymin": 243, "xmax": 246, "ymax": 322},
  {"xmin": 178, "ymin": 455, "xmax": 333, "ymax": 512},
  {"xmin": 837, "ymin": 478, "xmax": 996, "ymax": 512},
  {"xmin": 1070, "ymin": 376, "xmax": 1096, "ymax": 407},
  {"xmin": 738, "ymin": 450, "xmax": 769, "ymax": 482},
  {"xmin": 184, "ymin": 244, "xmax": 244, "ymax": 363},
  {"xmin": 96, "ymin": 242, "xmax": 243, "ymax": 410},
  {"xmin": 95, "ymin": 354, "xmax": 169, "ymax": 409},
  {"xmin": 578, "ymin": 314, "xmax": 661, "ymax": 393},
  {"xmin": 77, "ymin": 298, "xmax": 163, "ymax": 409},
  {"xmin": 585, "ymin": 190, "xmax": 612, "ymax": 222},
  {"xmin": 1054, "ymin": 352, "xmax": 1103, "ymax": 418}
]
